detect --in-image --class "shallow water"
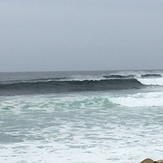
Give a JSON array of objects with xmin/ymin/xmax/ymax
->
[{"xmin": 0, "ymin": 89, "xmax": 163, "ymax": 163}]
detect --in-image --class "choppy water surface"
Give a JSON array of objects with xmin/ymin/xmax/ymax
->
[
  {"xmin": 0, "ymin": 91, "xmax": 163, "ymax": 163},
  {"xmin": 0, "ymin": 71, "xmax": 163, "ymax": 163}
]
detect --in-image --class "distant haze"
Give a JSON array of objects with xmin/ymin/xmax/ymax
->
[{"xmin": 0, "ymin": 0, "xmax": 163, "ymax": 72}]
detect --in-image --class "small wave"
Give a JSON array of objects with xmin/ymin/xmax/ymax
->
[
  {"xmin": 0, "ymin": 79, "xmax": 145, "ymax": 96},
  {"xmin": 103, "ymin": 75, "xmax": 135, "ymax": 79},
  {"xmin": 141, "ymin": 74, "xmax": 162, "ymax": 78},
  {"xmin": 0, "ymin": 95, "xmax": 117, "ymax": 113},
  {"xmin": 2, "ymin": 77, "xmax": 69, "ymax": 85}
]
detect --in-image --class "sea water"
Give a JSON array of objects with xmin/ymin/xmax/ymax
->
[{"xmin": 0, "ymin": 70, "xmax": 163, "ymax": 163}]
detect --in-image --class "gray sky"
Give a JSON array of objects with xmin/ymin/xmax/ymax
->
[{"xmin": 0, "ymin": 0, "xmax": 163, "ymax": 72}]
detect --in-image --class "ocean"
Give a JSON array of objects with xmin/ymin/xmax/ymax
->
[{"xmin": 0, "ymin": 70, "xmax": 163, "ymax": 163}]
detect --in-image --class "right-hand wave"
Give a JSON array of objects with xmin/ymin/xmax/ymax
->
[{"xmin": 0, "ymin": 78, "xmax": 144, "ymax": 96}]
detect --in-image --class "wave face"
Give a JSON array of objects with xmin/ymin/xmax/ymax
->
[
  {"xmin": 0, "ymin": 79, "xmax": 144, "ymax": 95},
  {"xmin": 1, "ymin": 70, "xmax": 163, "ymax": 96}
]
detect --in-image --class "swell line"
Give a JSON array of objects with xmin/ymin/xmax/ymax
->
[{"xmin": 0, "ymin": 79, "xmax": 145, "ymax": 96}]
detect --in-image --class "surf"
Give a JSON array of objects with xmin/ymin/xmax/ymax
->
[{"xmin": 0, "ymin": 78, "xmax": 145, "ymax": 96}]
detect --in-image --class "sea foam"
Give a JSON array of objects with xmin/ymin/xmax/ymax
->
[
  {"xmin": 137, "ymin": 78, "xmax": 163, "ymax": 86},
  {"xmin": 110, "ymin": 91, "xmax": 163, "ymax": 107}
]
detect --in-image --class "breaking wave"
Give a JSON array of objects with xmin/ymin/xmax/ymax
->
[
  {"xmin": 141, "ymin": 74, "xmax": 162, "ymax": 78},
  {"xmin": 0, "ymin": 79, "xmax": 144, "ymax": 96},
  {"xmin": 103, "ymin": 75, "xmax": 135, "ymax": 79}
]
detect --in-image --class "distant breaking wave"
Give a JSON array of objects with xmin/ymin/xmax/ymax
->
[
  {"xmin": 103, "ymin": 75, "xmax": 135, "ymax": 79},
  {"xmin": 0, "ymin": 79, "xmax": 144, "ymax": 96},
  {"xmin": 141, "ymin": 74, "xmax": 162, "ymax": 78},
  {"xmin": 103, "ymin": 73, "xmax": 162, "ymax": 79}
]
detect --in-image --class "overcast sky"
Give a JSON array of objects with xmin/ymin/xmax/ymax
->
[{"xmin": 0, "ymin": 0, "xmax": 163, "ymax": 72}]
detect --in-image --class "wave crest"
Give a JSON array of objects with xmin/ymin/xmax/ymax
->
[{"xmin": 0, "ymin": 79, "xmax": 144, "ymax": 95}]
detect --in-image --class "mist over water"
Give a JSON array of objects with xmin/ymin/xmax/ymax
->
[{"xmin": 0, "ymin": 70, "xmax": 163, "ymax": 162}]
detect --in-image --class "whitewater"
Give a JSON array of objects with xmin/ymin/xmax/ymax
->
[{"xmin": 0, "ymin": 70, "xmax": 163, "ymax": 163}]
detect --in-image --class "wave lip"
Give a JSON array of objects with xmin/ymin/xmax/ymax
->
[{"xmin": 0, "ymin": 79, "xmax": 145, "ymax": 96}]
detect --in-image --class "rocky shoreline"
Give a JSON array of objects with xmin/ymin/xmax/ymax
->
[{"xmin": 140, "ymin": 158, "xmax": 163, "ymax": 163}]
